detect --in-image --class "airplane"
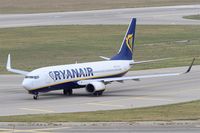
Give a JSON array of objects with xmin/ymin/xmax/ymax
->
[{"xmin": 6, "ymin": 18, "xmax": 195, "ymax": 100}]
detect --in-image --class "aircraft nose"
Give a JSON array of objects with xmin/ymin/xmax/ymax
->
[{"xmin": 22, "ymin": 80, "xmax": 32, "ymax": 90}]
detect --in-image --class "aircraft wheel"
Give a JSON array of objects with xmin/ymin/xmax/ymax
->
[
  {"xmin": 93, "ymin": 90, "xmax": 104, "ymax": 96},
  {"xmin": 63, "ymin": 89, "xmax": 73, "ymax": 96},
  {"xmin": 33, "ymin": 95, "xmax": 38, "ymax": 100}
]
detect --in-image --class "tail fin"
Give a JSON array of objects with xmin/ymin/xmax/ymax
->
[{"xmin": 111, "ymin": 18, "xmax": 136, "ymax": 60}]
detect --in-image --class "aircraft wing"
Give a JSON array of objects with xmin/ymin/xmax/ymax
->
[{"xmin": 77, "ymin": 58, "xmax": 195, "ymax": 85}]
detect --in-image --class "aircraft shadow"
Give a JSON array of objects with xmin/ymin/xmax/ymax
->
[{"xmin": 22, "ymin": 88, "xmax": 146, "ymax": 100}]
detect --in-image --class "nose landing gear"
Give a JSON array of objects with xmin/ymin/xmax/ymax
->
[
  {"xmin": 33, "ymin": 92, "xmax": 39, "ymax": 100},
  {"xmin": 33, "ymin": 95, "xmax": 38, "ymax": 100}
]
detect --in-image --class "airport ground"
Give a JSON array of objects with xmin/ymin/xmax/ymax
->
[
  {"xmin": 0, "ymin": 5, "xmax": 200, "ymax": 28},
  {"xmin": 0, "ymin": 121, "xmax": 200, "ymax": 133},
  {"xmin": 0, "ymin": 25, "xmax": 199, "ymax": 73},
  {"xmin": 0, "ymin": 65, "xmax": 200, "ymax": 121},
  {"xmin": 184, "ymin": 15, "xmax": 200, "ymax": 20},
  {"xmin": 0, "ymin": 0, "xmax": 199, "ymax": 13},
  {"xmin": 0, "ymin": 2, "xmax": 200, "ymax": 132}
]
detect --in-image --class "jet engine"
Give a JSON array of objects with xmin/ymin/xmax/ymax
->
[{"xmin": 86, "ymin": 82, "xmax": 105, "ymax": 93}]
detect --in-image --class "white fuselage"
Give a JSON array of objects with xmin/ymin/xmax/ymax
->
[{"xmin": 22, "ymin": 60, "xmax": 132, "ymax": 93}]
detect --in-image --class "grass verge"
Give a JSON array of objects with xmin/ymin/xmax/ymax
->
[
  {"xmin": 0, "ymin": 0, "xmax": 200, "ymax": 14},
  {"xmin": 0, "ymin": 100, "xmax": 200, "ymax": 122},
  {"xmin": 183, "ymin": 14, "xmax": 200, "ymax": 20},
  {"xmin": 0, "ymin": 25, "xmax": 200, "ymax": 74}
]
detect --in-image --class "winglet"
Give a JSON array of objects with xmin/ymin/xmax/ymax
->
[
  {"xmin": 6, "ymin": 54, "xmax": 29, "ymax": 75},
  {"xmin": 6, "ymin": 54, "xmax": 11, "ymax": 70},
  {"xmin": 185, "ymin": 58, "xmax": 195, "ymax": 74}
]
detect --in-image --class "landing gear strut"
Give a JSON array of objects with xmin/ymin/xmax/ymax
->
[
  {"xmin": 32, "ymin": 92, "xmax": 39, "ymax": 100},
  {"xmin": 63, "ymin": 89, "xmax": 73, "ymax": 96},
  {"xmin": 93, "ymin": 90, "xmax": 104, "ymax": 96},
  {"xmin": 33, "ymin": 94, "xmax": 38, "ymax": 100}
]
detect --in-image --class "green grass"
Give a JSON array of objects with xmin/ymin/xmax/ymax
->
[
  {"xmin": 0, "ymin": 25, "xmax": 200, "ymax": 74},
  {"xmin": 0, "ymin": 0, "xmax": 199, "ymax": 13},
  {"xmin": 0, "ymin": 100, "xmax": 200, "ymax": 122},
  {"xmin": 183, "ymin": 14, "xmax": 200, "ymax": 20}
]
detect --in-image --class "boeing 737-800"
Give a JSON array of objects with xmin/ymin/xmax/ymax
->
[{"xmin": 6, "ymin": 18, "xmax": 195, "ymax": 100}]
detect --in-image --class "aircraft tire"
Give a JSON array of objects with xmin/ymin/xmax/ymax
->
[
  {"xmin": 93, "ymin": 90, "xmax": 104, "ymax": 96},
  {"xmin": 63, "ymin": 89, "xmax": 73, "ymax": 96},
  {"xmin": 33, "ymin": 95, "xmax": 38, "ymax": 100}
]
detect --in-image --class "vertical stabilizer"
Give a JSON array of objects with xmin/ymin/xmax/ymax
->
[{"xmin": 111, "ymin": 18, "xmax": 136, "ymax": 60}]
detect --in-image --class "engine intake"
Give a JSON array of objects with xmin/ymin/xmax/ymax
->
[{"xmin": 86, "ymin": 82, "xmax": 105, "ymax": 93}]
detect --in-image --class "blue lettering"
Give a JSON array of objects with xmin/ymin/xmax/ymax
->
[
  {"xmin": 87, "ymin": 67, "xmax": 93, "ymax": 76},
  {"xmin": 59, "ymin": 70, "xmax": 66, "ymax": 79},
  {"xmin": 54, "ymin": 71, "xmax": 61, "ymax": 80},
  {"xmin": 49, "ymin": 71, "xmax": 56, "ymax": 81},
  {"xmin": 66, "ymin": 70, "xmax": 72, "ymax": 79},
  {"xmin": 79, "ymin": 68, "xmax": 85, "ymax": 77},
  {"xmin": 84, "ymin": 68, "xmax": 88, "ymax": 76},
  {"xmin": 51, "ymin": 67, "xmax": 93, "ymax": 81},
  {"xmin": 71, "ymin": 69, "xmax": 79, "ymax": 78}
]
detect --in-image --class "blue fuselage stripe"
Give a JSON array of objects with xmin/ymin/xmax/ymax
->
[{"xmin": 28, "ymin": 72, "xmax": 127, "ymax": 94}]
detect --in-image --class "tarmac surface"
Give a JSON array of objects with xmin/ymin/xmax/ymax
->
[
  {"xmin": 0, "ymin": 65, "xmax": 199, "ymax": 116},
  {"xmin": 0, "ymin": 5, "xmax": 200, "ymax": 28},
  {"xmin": 0, "ymin": 121, "xmax": 200, "ymax": 133}
]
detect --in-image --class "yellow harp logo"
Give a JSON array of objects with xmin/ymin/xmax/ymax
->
[{"xmin": 125, "ymin": 34, "xmax": 134, "ymax": 52}]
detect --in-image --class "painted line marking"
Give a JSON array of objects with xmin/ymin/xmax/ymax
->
[
  {"xmin": 19, "ymin": 108, "xmax": 54, "ymax": 113},
  {"xmin": 87, "ymin": 103, "xmax": 125, "ymax": 107},
  {"xmin": 0, "ymin": 127, "xmax": 70, "ymax": 133},
  {"xmin": 195, "ymin": 125, "xmax": 200, "ymax": 128}
]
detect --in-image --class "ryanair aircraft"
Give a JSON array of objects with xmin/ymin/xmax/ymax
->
[{"xmin": 6, "ymin": 18, "xmax": 195, "ymax": 100}]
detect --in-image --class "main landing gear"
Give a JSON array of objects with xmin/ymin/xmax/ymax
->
[
  {"xmin": 93, "ymin": 90, "xmax": 104, "ymax": 96},
  {"xmin": 63, "ymin": 89, "xmax": 73, "ymax": 96}
]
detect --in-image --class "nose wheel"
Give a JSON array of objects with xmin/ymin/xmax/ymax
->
[
  {"xmin": 33, "ymin": 95, "xmax": 38, "ymax": 100},
  {"xmin": 33, "ymin": 93, "xmax": 39, "ymax": 100}
]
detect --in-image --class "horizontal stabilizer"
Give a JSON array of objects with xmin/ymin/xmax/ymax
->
[
  {"xmin": 99, "ymin": 56, "xmax": 110, "ymax": 60},
  {"xmin": 6, "ymin": 54, "xmax": 29, "ymax": 75},
  {"xmin": 130, "ymin": 58, "xmax": 172, "ymax": 65}
]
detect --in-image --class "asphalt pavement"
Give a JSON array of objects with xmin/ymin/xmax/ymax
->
[
  {"xmin": 0, "ymin": 5, "xmax": 199, "ymax": 28},
  {"xmin": 0, "ymin": 121, "xmax": 200, "ymax": 133},
  {"xmin": 0, "ymin": 65, "xmax": 199, "ymax": 116}
]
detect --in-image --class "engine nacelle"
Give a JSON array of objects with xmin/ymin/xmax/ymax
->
[{"xmin": 86, "ymin": 82, "xmax": 105, "ymax": 93}]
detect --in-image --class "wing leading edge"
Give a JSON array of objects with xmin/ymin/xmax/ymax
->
[{"xmin": 77, "ymin": 58, "xmax": 195, "ymax": 85}]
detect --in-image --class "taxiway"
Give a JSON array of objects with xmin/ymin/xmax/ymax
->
[
  {"xmin": 0, "ymin": 65, "xmax": 199, "ymax": 116},
  {"xmin": 0, "ymin": 121, "xmax": 200, "ymax": 133},
  {"xmin": 0, "ymin": 5, "xmax": 199, "ymax": 28}
]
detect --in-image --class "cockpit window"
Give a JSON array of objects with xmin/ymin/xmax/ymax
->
[{"xmin": 25, "ymin": 76, "xmax": 39, "ymax": 79}]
